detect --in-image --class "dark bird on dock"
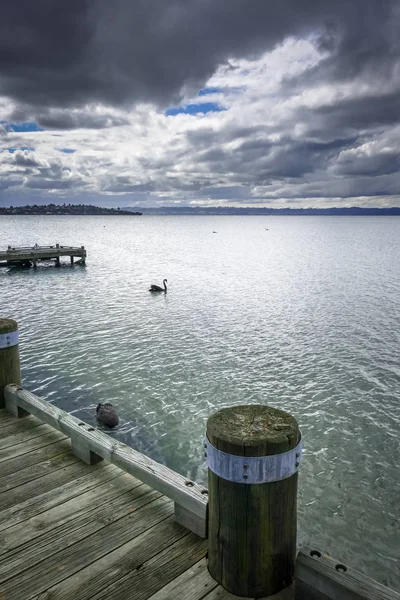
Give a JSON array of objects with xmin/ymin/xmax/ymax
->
[
  {"xmin": 149, "ymin": 279, "xmax": 167, "ymax": 293},
  {"xmin": 96, "ymin": 403, "xmax": 119, "ymax": 428}
]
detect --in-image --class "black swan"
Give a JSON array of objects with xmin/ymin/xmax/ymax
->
[
  {"xmin": 96, "ymin": 403, "xmax": 119, "ymax": 428},
  {"xmin": 149, "ymin": 279, "xmax": 167, "ymax": 293}
]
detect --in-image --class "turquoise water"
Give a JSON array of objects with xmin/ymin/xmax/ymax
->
[{"xmin": 1, "ymin": 215, "xmax": 399, "ymax": 589}]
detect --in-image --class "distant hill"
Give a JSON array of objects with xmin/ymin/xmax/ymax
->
[
  {"xmin": 0, "ymin": 204, "xmax": 142, "ymax": 216},
  {"xmin": 122, "ymin": 206, "xmax": 400, "ymax": 216}
]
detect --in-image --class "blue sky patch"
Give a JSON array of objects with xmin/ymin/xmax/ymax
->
[
  {"xmin": 8, "ymin": 121, "xmax": 44, "ymax": 133},
  {"xmin": 59, "ymin": 148, "xmax": 76, "ymax": 154},
  {"xmin": 198, "ymin": 87, "xmax": 221, "ymax": 96},
  {"xmin": 165, "ymin": 102, "xmax": 225, "ymax": 116}
]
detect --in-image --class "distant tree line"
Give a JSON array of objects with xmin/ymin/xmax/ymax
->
[{"xmin": 0, "ymin": 204, "xmax": 142, "ymax": 216}]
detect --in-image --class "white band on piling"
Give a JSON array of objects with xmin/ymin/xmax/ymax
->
[
  {"xmin": 205, "ymin": 436, "xmax": 302, "ymax": 484},
  {"xmin": 0, "ymin": 330, "xmax": 19, "ymax": 349}
]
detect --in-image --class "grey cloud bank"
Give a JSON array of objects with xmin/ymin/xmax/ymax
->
[{"xmin": 0, "ymin": 0, "xmax": 399, "ymax": 207}]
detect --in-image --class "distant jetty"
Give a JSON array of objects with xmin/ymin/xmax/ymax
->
[
  {"xmin": 0, "ymin": 204, "xmax": 142, "ymax": 216},
  {"xmin": 0, "ymin": 244, "xmax": 86, "ymax": 268}
]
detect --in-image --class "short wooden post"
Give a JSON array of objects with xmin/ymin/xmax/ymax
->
[
  {"xmin": 207, "ymin": 404, "xmax": 301, "ymax": 598},
  {"xmin": 0, "ymin": 319, "xmax": 22, "ymax": 409}
]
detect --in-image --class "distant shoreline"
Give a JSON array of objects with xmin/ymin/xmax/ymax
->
[
  {"xmin": 0, "ymin": 204, "xmax": 142, "ymax": 216},
  {"xmin": 132, "ymin": 206, "xmax": 400, "ymax": 216}
]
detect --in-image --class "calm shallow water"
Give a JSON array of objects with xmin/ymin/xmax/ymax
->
[{"xmin": 1, "ymin": 215, "xmax": 399, "ymax": 589}]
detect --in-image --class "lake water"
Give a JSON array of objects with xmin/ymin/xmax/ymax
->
[{"xmin": 1, "ymin": 214, "xmax": 399, "ymax": 590}]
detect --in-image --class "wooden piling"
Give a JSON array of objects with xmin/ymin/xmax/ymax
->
[
  {"xmin": 207, "ymin": 404, "xmax": 301, "ymax": 598},
  {"xmin": 0, "ymin": 319, "xmax": 21, "ymax": 409}
]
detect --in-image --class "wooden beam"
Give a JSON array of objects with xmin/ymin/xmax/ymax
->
[{"xmin": 296, "ymin": 547, "xmax": 400, "ymax": 600}]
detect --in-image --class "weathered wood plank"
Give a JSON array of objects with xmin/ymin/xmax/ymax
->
[
  {"xmin": 0, "ymin": 437, "xmax": 72, "ymax": 478},
  {"xmin": 202, "ymin": 586, "xmax": 295, "ymax": 600},
  {"xmin": 5, "ymin": 385, "xmax": 208, "ymax": 526},
  {"xmin": 0, "ymin": 472, "xmax": 143, "ymax": 559},
  {"xmin": 0, "ymin": 484, "xmax": 159, "ymax": 583},
  {"xmin": 0, "ymin": 461, "xmax": 117, "ymax": 532},
  {"xmin": 296, "ymin": 548, "xmax": 400, "ymax": 600},
  {"xmin": 146, "ymin": 558, "xmax": 218, "ymax": 600},
  {"xmin": 295, "ymin": 581, "xmax": 331, "ymax": 600},
  {"xmin": 0, "ymin": 451, "xmax": 77, "ymax": 494},
  {"xmin": 202, "ymin": 588, "xmax": 253, "ymax": 600},
  {"xmin": 1, "ymin": 496, "xmax": 174, "ymax": 600},
  {"xmin": 0, "ymin": 414, "xmax": 43, "ymax": 437},
  {"xmin": 89, "ymin": 532, "xmax": 208, "ymax": 600},
  {"xmin": 0, "ymin": 409, "xmax": 24, "ymax": 427},
  {"xmin": 37, "ymin": 515, "xmax": 192, "ymax": 600},
  {"xmin": 0, "ymin": 458, "xmax": 103, "ymax": 512},
  {"xmin": 0, "ymin": 422, "xmax": 60, "ymax": 450},
  {"xmin": 0, "ymin": 429, "xmax": 67, "ymax": 463}
]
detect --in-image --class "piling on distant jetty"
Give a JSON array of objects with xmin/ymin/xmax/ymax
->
[
  {"xmin": 0, "ymin": 318, "xmax": 21, "ymax": 409},
  {"xmin": 206, "ymin": 404, "xmax": 301, "ymax": 598}
]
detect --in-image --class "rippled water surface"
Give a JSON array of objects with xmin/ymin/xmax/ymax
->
[{"xmin": 1, "ymin": 215, "xmax": 399, "ymax": 589}]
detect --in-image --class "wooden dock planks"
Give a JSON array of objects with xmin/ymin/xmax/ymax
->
[{"xmin": 0, "ymin": 410, "xmax": 208, "ymax": 600}]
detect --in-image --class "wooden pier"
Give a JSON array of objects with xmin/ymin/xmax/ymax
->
[
  {"xmin": 1, "ymin": 319, "xmax": 399, "ymax": 600},
  {"xmin": 0, "ymin": 244, "xmax": 86, "ymax": 268},
  {"xmin": 0, "ymin": 408, "xmax": 210, "ymax": 600}
]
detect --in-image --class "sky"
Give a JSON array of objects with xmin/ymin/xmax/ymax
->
[{"xmin": 1, "ymin": 0, "xmax": 400, "ymax": 209}]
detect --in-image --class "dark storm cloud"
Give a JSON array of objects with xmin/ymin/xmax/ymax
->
[
  {"xmin": 335, "ymin": 151, "xmax": 400, "ymax": 177},
  {"xmin": 0, "ymin": 176, "xmax": 23, "ymax": 191},
  {"xmin": 193, "ymin": 133, "xmax": 361, "ymax": 182},
  {"xmin": 257, "ymin": 136, "xmax": 362, "ymax": 180},
  {"xmin": 35, "ymin": 110, "xmax": 129, "ymax": 130},
  {"xmin": 0, "ymin": 0, "xmax": 398, "ymax": 111},
  {"xmin": 314, "ymin": 91, "xmax": 400, "ymax": 131}
]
